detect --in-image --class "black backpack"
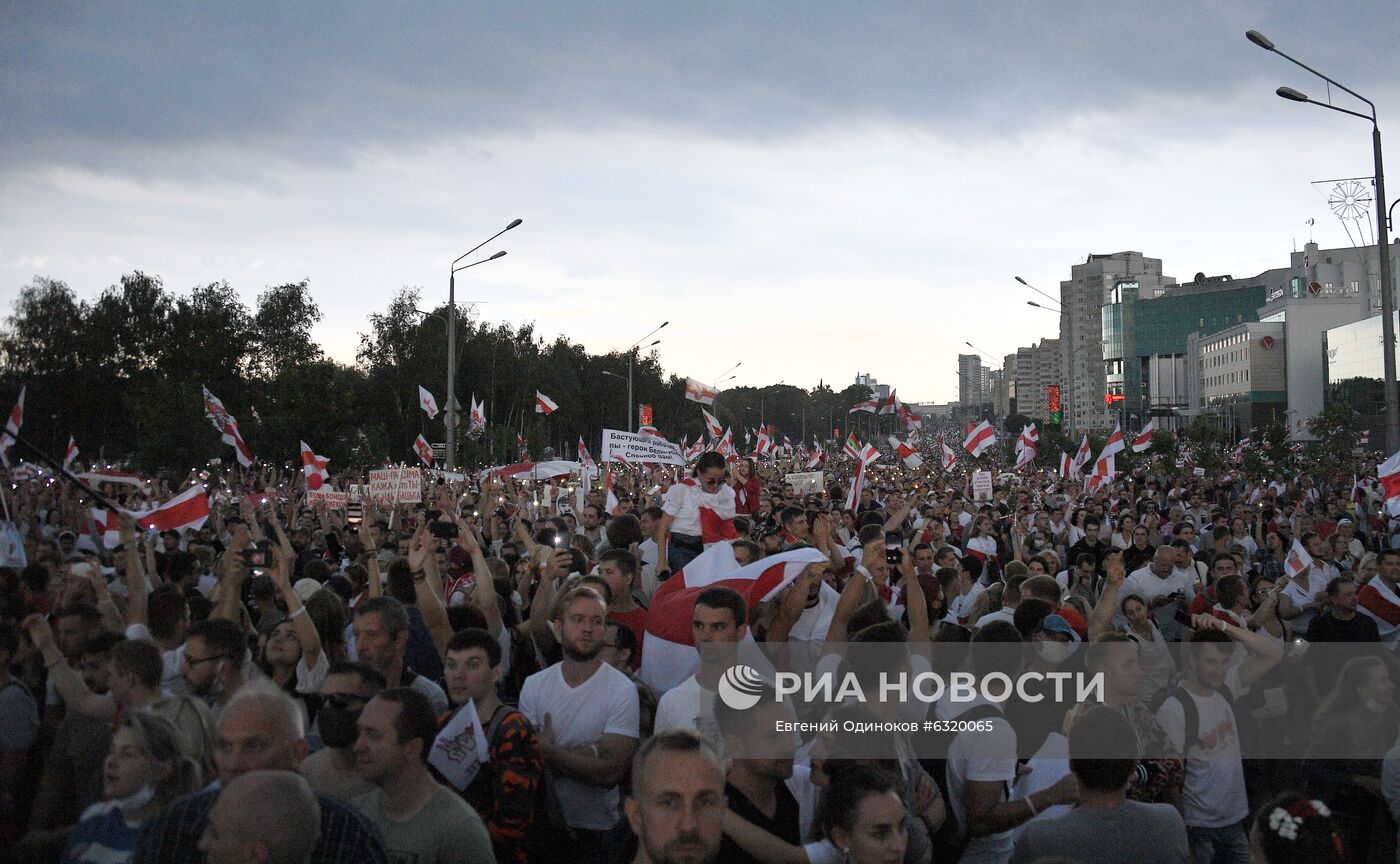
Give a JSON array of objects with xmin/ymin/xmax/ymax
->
[{"xmin": 1151, "ymin": 682, "xmax": 1257, "ymax": 759}]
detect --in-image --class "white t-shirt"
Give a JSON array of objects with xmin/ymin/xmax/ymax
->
[
  {"xmin": 1154, "ymin": 665, "xmax": 1248, "ymax": 829},
  {"xmin": 519, "ymin": 661, "xmax": 640, "ymax": 831},
  {"xmin": 125, "ymin": 623, "xmax": 187, "ymax": 692},
  {"xmin": 974, "ymin": 608, "xmax": 1016, "ymax": 630},
  {"xmin": 662, "ymin": 482, "xmax": 736, "ymax": 538},
  {"xmin": 1122, "ymin": 566, "xmax": 1197, "ymax": 641},
  {"xmin": 945, "ymin": 697, "xmax": 1019, "ymax": 864},
  {"xmin": 946, "ymin": 581, "xmax": 986, "ymax": 624},
  {"xmin": 653, "ymin": 676, "xmax": 723, "ymax": 761},
  {"xmin": 1282, "ymin": 567, "xmax": 1332, "ymax": 634}
]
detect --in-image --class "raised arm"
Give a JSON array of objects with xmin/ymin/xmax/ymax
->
[
  {"xmin": 23, "ymin": 614, "xmax": 115, "ymax": 720},
  {"xmin": 407, "ymin": 525, "xmax": 451, "ymax": 660},
  {"xmin": 459, "ymin": 518, "xmax": 503, "ymax": 638},
  {"xmin": 900, "ymin": 549, "xmax": 929, "ymax": 642},
  {"xmin": 269, "ymin": 544, "xmax": 322, "ymax": 675}
]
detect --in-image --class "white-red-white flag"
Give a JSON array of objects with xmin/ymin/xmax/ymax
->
[
  {"xmin": 1070, "ymin": 433, "xmax": 1092, "ymax": 478},
  {"xmin": 1014, "ymin": 424, "xmax": 1038, "ymax": 470},
  {"xmin": 1131, "ymin": 420, "xmax": 1157, "ymax": 453},
  {"xmin": 418, "ymin": 386, "xmax": 440, "ymax": 419},
  {"xmin": 0, "ymin": 385, "xmax": 25, "ymax": 467},
  {"xmin": 469, "ymin": 396, "xmax": 486, "ymax": 430},
  {"xmin": 878, "ymin": 390, "xmax": 899, "ymax": 416},
  {"xmin": 683, "ymin": 437, "xmax": 706, "ymax": 462},
  {"xmin": 413, "ymin": 434, "xmax": 434, "ymax": 466},
  {"xmin": 1099, "ymin": 423, "xmax": 1126, "ymax": 460},
  {"xmin": 1378, "ymin": 449, "xmax": 1400, "ymax": 513},
  {"xmin": 640, "ymin": 545, "xmax": 827, "ymax": 691},
  {"xmin": 1086, "ymin": 454, "xmax": 1116, "ymax": 491},
  {"xmin": 888, "ymin": 435, "xmax": 923, "ymax": 470},
  {"xmin": 62, "ymin": 436, "xmax": 79, "ymax": 472},
  {"xmin": 577, "ymin": 437, "xmax": 596, "ymax": 471},
  {"xmin": 684, "ymin": 378, "xmax": 719, "ymax": 405},
  {"xmin": 806, "ymin": 442, "xmax": 826, "ymax": 469},
  {"xmin": 91, "ymin": 508, "xmax": 121, "ymax": 549},
  {"xmin": 857, "ymin": 442, "xmax": 880, "ymax": 467},
  {"xmin": 849, "ymin": 400, "xmax": 878, "ymax": 414},
  {"xmin": 299, "ymin": 441, "xmax": 330, "ymax": 490},
  {"xmin": 963, "ymin": 420, "xmax": 997, "ymax": 458},
  {"xmin": 1059, "ymin": 452, "xmax": 1072, "ymax": 479},
  {"xmin": 941, "ymin": 442, "xmax": 958, "ymax": 471},
  {"xmin": 534, "ymin": 391, "xmax": 558, "ymax": 415},
  {"xmin": 701, "ymin": 407, "xmax": 723, "ymax": 439},
  {"xmin": 1283, "ymin": 537, "xmax": 1313, "ymax": 579},
  {"xmin": 129, "ymin": 485, "xmax": 211, "ymax": 534},
  {"xmin": 202, "ymin": 386, "xmax": 254, "ymax": 467},
  {"xmin": 844, "ymin": 457, "xmax": 869, "ymax": 510}
]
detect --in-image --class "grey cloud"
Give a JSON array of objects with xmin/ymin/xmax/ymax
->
[{"xmin": 3, "ymin": 0, "xmax": 1394, "ymax": 173}]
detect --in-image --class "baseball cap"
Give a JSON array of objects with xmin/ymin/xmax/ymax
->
[{"xmin": 1037, "ymin": 614, "xmax": 1079, "ymax": 642}]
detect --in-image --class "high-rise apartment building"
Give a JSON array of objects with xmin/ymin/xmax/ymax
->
[
  {"xmin": 1013, "ymin": 339, "xmax": 1061, "ymax": 423},
  {"xmin": 957, "ymin": 354, "xmax": 985, "ymax": 406},
  {"xmin": 1060, "ymin": 252, "xmax": 1177, "ymax": 431}
]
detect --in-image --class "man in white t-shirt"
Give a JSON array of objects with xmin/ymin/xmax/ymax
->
[
  {"xmin": 945, "ymin": 621, "xmax": 1078, "ymax": 864},
  {"xmin": 520, "ymin": 585, "xmax": 640, "ymax": 864},
  {"xmin": 656, "ymin": 453, "xmax": 736, "ymax": 578},
  {"xmin": 1154, "ymin": 615, "xmax": 1284, "ymax": 864},
  {"xmin": 653, "ymin": 586, "xmax": 747, "ymax": 760},
  {"xmin": 974, "ymin": 574, "xmax": 1025, "ymax": 630}
]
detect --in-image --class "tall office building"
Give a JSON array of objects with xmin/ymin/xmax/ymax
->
[{"xmin": 1060, "ymin": 252, "xmax": 1176, "ymax": 431}]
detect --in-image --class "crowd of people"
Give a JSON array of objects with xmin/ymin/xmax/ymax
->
[{"xmin": 0, "ymin": 435, "xmax": 1396, "ymax": 864}]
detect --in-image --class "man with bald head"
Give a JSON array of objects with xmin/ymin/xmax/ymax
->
[
  {"xmin": 133, "ymin": 681, "xmax": 388, "ymax": 864},
  {"xmin": 198, "ymin": 771, "xmax": 322, "ymax": 864},
  {"xmin": 1123, "ymin": 544, "xmax": 1197, "ymax": 641}
]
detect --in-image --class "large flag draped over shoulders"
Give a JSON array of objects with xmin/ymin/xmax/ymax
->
[{"xmin": 640, "ymin": 545, "xmax": 829, "ymax": 691}]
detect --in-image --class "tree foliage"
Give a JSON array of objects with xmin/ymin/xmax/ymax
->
[{"xmin": 0, "ymin": 272, "xmax": 881, "ymax": 472}]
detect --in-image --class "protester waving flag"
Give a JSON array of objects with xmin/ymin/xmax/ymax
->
[
  {"xmin": 299, "ymin": 441, "xmax": 330, "ymax": 490},
  {"xmin": 843, "ymin": 432, "xmax": 860, "ymax": 459},
  {"xmin": 577, "ymin": 437, "xmax": 596, "ymax": 471},
  {"xmin": 1070, "ymin": 433, "xmax": 1092, "ymax": 478},
  {"xmin": 1131, "ymin": 419, "xmax": 1156, "ymax": 453},
  {"xmin": 684, "ymin": 378, "xmax": 718, "ymax": 405},
  {"xmin": 413, "ymin": 434, "xmax": 434, "ymax": 466},
  {"xmin": 701, "ymin": 407, "xmax": 723, "ymax": 439},
  {"xmin": 1099, "ymin": 422, "xmax": 1125, "ymax": 460},
  {"xmin": 889, "ymin": 435, "xmax": 923, "ymax": 469},
  {"xmin": 962, "ymin": 420, "xmax": 996, "ymax": 458},
  {"xmin": 418, "ymin": 385, "xmax": 440, "ymax": 419},
  {"xmin": 849, "ymin": 399, "xmax": 877, "ymax": 413},
  {"xmin": 469, "ymin": 395, "xmax": 486, "ymax": 430},
  {"xmin": 62, "ymin": 436, "xmax": 79, "ymax": 471},
  {"xmin": 202, "ymin": 386, "xmax": 254, "ymax": 467},
  {"xmin": 941, "ymin": 442, "xmax": 958, "ymax": 471},
  {"xmin": 0, "ymin": 385, "xmax": 25, "ymax": 467}
]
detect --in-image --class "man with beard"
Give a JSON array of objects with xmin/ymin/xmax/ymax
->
[
  {"xmin": 624, "ymin": 730, "xmax": 725, "ymax": 864},
  {"xmin": 519, "ymin": 586, "xmax": 640, "ymax": 864},
  {"xmin": 180, "ymin": 618, "xmax": 249, "ymax": 722}
]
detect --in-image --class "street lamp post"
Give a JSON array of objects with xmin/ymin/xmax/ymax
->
[
  {"xmin": 624, "ymin": 322, "xmax": 668, "ymax": 431},
  {"xmin": 601, "ymin": 370, "xmax": 627, "ymax": 429},
  {"xmin": 1247, "ymin": 29, "xmax": 1398, "ymax": 453},
  {"xmin": 447, "ymin": 218, "xmax": 522, "ymax": 470}
]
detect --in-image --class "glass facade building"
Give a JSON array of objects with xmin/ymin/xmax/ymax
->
[
  {"xmin": 1100, "ymin": 279, "xmax": 1267, "ymax": 426},
  {"xmin": 1325, "ymin": 313, "xmax": 1394, "ymax": 434}
]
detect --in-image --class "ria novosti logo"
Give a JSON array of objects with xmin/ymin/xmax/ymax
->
[{"xmin": 718, "ymin": 665, "xmax": 766, "ymax": 710}]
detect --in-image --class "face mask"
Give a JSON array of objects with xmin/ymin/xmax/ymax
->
[
  {"xmin": 1036, "ymin": 640, "xmax": 1074, "ymax": 666},
  {"xmin": 113, "ymin": 783, "xmax": 157, "ymax": 813},
  {"xmin": 317, "ymin": 704, "xmax": 362, "ymax": 749}
]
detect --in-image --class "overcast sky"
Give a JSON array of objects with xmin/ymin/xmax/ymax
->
[{"xmin": 2, "ymin": 1, "xmax": 1396, "ymax": 403}]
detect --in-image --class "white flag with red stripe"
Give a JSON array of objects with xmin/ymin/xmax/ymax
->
[
  {"xmin": 413, "ymin": 434, "xmax": 434, "ymax": 466},
  {"xmin": 469, "ymin": 396, "xmax": 486, "ymax": 430},
  {"xmin": 683, "ymin": 437, "xmax": 706, "ymax": 462},
  {"xmin": 1379, "ymin": 449, "xmax": 1400, "ymax": 515},
  {"xmin": 888, "ymin": 435, "xmax": 922, "ymax": 469},
  {"xmin": 941, "ymin": 442, "xmax": 958, "ymax": 471},
  {"xmin": 577, "ymin": 437, "xmax": 596, "ymax": 472},
  {"xmin": 878, "ymin": 390, "xmax": 899, "ymax": 416},
  {"xmin": 0, "ymin": 385, "xmax": 25, "ymax": 467},
  {"xmin": 604, "ymin": 470, "xmax": 622, "ymax": 516},
  {"xmin": 91, "ymin": 508, "xmax": 121, "ymax": 549},
  {"xmin": 1070, "ymin": 433, "xmax": 1092, "ymax": 478},
  {"xmin": 684, "ymin": 378, "xmax": 719, "ymax": 405},
  {"xmin": 1059, "ymin": 452, "xmax": 1072, "ymax": 479},
  {"xmin": 640, "ymin": 545, "xmax": 828, "ymax": 691},
  {"xmin": 849, "ymin": 400, "xmax": 877, "ymax": 413},
  {"xmin": 202, "ymin": 386, "xmax": 254, "ymax": 467},
  {"xmin": 129, "ymin": 485, "xmax": 212, "ymax": 534},
  {"xmin": 1085, "ymin": 454, "xmax": 1115, "ymax": 492},
  {"xmin": 1131, "ymin": 420, "xmax": 1157, "ymax": 453},
  {"xmin": 534, "ymin": 391, "xmax": 558, "ymax": 415},
  {"xmin": 1283, "ymin": 537, "xmax": 1313, "ymax": 579},
  {"xmin": 806, "ymin": 442, "xmax": 826, "ymax": 469},
  {"xmin": 1099, "ymin": 423, "xmax": 1125, "ymax": 460},
  {"xmin": 418, "ymin": 385, "xmax": 440, "ymax": 419},
  {"xmin": 701, "ymin": 407, "xmax": 723, "ymax": 439},
  {"xmin": 299, "ymin": 441, "xmax": 330, "ymax": 490},
  {"xmin": 62, "ymin": 436, "xmax": 79, "ymax": 472},
  {"xmin": 962, "ymin": 420, "xmax": 997, "ymax": 458}
]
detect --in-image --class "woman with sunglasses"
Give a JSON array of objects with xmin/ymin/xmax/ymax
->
[{"xmin": 656, "ymin": 451, "xmax": 735, "ymax": 578}]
